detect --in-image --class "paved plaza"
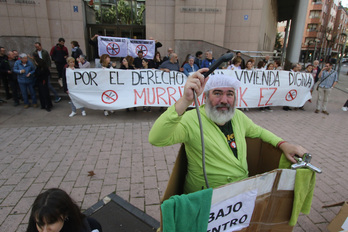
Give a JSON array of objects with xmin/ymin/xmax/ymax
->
[{"xmin": 0, "ymin": 71, "xmax": 347, "ymax": 231}]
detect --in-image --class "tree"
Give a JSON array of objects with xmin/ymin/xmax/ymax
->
[{"xmin": 95, "ymin": 0, "xmax": 145, "ymax": 25}]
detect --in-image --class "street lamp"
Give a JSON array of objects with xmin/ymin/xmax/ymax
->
[
  {"xmin": 337, "ymin": 32, "xmax": 347, "ymax": 81},
  {"xmin": 312, "ymin": 38, "xmax": 320, "ymax": 63}
]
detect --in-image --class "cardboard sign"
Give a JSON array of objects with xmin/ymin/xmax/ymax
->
[
  {"xmin": 98, "ymin": 36, "xmax": 128, "ymax": 57},
  {"xmin": 127, "ymin": 39, "xmax": 156, "ymax": 59},
  {"xmin": 66, "ymin": 69, "xmax": 313, "ymax": 110},
  {"xmin": 208, "ymin": 190, "xmax": 257, "ymax": 232}
]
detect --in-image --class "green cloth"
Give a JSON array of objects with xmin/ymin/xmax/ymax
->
[
  {"xmin": 149, "ymin": 104, "xmax": 283, "ymax": 193},
  {"xmin": 289, "ymin": 169, "xmax": 316, "ymax": 226},
  {"xmin": 278, "ymin": 155, "xmax": 316, "ymax": 226},
  {"xmin": 161, "ymin": 188, "xmax": 213, "ymax": 232}
]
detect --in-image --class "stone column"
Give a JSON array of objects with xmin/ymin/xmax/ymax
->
[{"xmin": 284, "ymin": 0, "xmax": 309, "ymax": 70}]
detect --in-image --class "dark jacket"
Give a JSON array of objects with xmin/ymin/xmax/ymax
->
[
  {"xmin": 35, "ymin": 66, "xmax": 50, "ymax": 84},
  {"xmin": 50, "ymin": 44, "xmax": 68, "ymax": 64},
  {"xmin": 33, "ymin": 49, "xmax": 51, "ymax": 67}
]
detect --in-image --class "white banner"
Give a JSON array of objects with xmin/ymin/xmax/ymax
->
[
  {"xmin": 207, "ymin": 189, "xmax": 257, "ymax": 232},
  {"xmin": 98, "ymin": 36, "xmax": 128, "ymax": 57},
  {"xmin": 127, "ymin": 39, "xmax": 156, "ymax": 59},
  {"xmin": 66, "ymin": 69, "xmax": 314, "ymax": 110}
]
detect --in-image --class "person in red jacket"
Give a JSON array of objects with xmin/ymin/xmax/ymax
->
[{"xmin": 50, "ymin": 38, "xmax": 68, "ymax": 87}]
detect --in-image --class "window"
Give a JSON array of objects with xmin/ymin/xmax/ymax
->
[
  {"xmin": 312, "ymin": 0, "xmax": 322, "ymax": 3},
  {"xmin": 307, "ymin": 24, "xmax": 318, "ymax": 31},
  {"xmin": 305, "ymin": 37, "xmax": 316, "ymax": 45},
  {"xmin": 309, "ymin": 10, "xmax": 321, "ymax": 18}
]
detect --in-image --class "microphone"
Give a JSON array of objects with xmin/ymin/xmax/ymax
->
[{"xmin": 203, "ymin": 53, "xmax": 234, "ymax": 78}]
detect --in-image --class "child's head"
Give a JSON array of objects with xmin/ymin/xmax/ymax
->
[{"xmin": 66, "ymin": 57, "xmax": 75, "ymax": 68}]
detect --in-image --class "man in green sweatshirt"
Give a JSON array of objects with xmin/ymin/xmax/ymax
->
[{"xmin": 149, "ymin": 69, "xmax": 307, "ymax": 193}]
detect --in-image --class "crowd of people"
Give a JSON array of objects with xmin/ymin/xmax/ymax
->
[{"xmin": 0, "ymin": 35, "xmax": 346, "ymax": 116}]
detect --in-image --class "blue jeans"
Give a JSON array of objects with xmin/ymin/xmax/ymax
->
[{"xmin": 18, "ymin": 81, "xmax": 37, "ymax": 105}]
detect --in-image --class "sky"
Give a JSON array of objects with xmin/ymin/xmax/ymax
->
[{"xmin": 342, "ymin": 0, "xmax": 348, "ymax": 7}]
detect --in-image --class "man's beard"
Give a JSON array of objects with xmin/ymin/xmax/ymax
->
[{"xmin": 205, "ymin": 99, "xmax": 235, "ymax": 125}]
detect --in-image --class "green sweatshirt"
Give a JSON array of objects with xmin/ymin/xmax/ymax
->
[{"xmin": 149, "ymin": 104, "xmax": 283, "ymax": 193}]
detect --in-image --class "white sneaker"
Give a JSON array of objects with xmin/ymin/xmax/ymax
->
[
  {"xmin": 104, "ymin": 110, "xmax": 109, "ymax": 116},
  {"xmin": 342, "ymin": 107, "xmax": 348, "ymax": 112},
  {"xmin": 82, "ymin": 111, "xmax": 86, "ymax": 116},
  {"xmin": 110, "ymin": 110, "xmax": 114, "ymax": 114},
  {"xmin": 69, "ymin": 112, "xmax": 76, "ymax": 117}
]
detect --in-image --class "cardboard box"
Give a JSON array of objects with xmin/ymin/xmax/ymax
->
[
  {"xmin": 326, "ymin": 201, "xmax": 348, "ymax": 232},
  {"xmin": 160, "ymin": 138, "xmax": 295, "ymax": 232}
]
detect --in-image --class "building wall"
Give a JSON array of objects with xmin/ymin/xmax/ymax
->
[
  {"xmin": 0, "ymin": 0, "xmax": 86, "ymax": 57},
  {"xmin": 146, "ymin": 0, "xmax": 279, "ymax": 60}
]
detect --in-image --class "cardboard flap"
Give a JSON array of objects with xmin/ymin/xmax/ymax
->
[{"xmin": 327, "ymin": 202, "xmax": 348, "ymax": 232}]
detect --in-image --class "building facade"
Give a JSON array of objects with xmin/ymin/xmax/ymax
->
[
  {"xmin": 1, "ymin": 0, "xmax": 293, "ymax": 64},
  {"xmin": 293, "ymin": 0, "xmax": 348, "ymax": 63},
  {"xmin": 0, "ymin": 0, "xmax": 86, "ymax": 56}
]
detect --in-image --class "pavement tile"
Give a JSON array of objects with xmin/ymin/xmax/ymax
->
[
  {"xmin": 0, "ymin": 214, "xmax": 25, "ymax": 232},
  {"xmin": 11, "ymin": 197, "xmax": 36, "ymax": 214},
  {"xmin": 0, "ymin": 191, "xmax": 25, "ymax": 207},
  {"xmin": 130, "ymin": 197, "xmax": 145, "ymax": 211}
]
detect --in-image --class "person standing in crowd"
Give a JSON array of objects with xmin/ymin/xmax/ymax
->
[
  {"xmin": 120, "ymin": 56, "xmax": 135, "ymax": 69},
  {"xmin": 152, "ymin": 51, "xmax": 162, "ymax": 69},
  {"xmin": 99, "ymin": 54, "xmax": 114, "ymax": 116},
  {"xmin": 266, "ymin": 63, "xmax": 274, "ymax": 70},
  {"xmin": 50, "ymin": 38, "xmax": 68, "ymax": 87},
  {"xmin": 163, "ymin": 47, "xmax": 174, "ymax": 62},
  {"xmin": 194, "ymin": 51, "xmax": 203, "ymax": 68},
  {"xmin": 245, "ymin": 59, "xmax": 254, "ymax": 70},
  {"xmin": 133, "ymin": 50, "xmax": 144, "ymax": 69},
  {"xmin": 77, "ymin": 55, "xmax": 91, "ymax": 68},
  {"xmin": 298, "ymin": 64, "xmax": 315, "ymax": 108},
  {"xmin": 33, "ymin": 55, "xmax": 53, "ymax": 112},
  {"xmin": 235, "ymin": 51, "xmax": 246, "ymax": 69},
  {"xmin": 33, "ymin": 42, "xmax": 61, "ymax": 103},
  {"xmin": 13, "ymin": 53, "xmax": 36, "ymax": 108},
  {"xmin": 227, "ymin": 57, "xmax": 242, "ymax": 70},
  {"xmin": 63, "ymin": 57, "xmax": 86, "ymax": 117},
  {"xmin": 6, "ymin": 51, "xmax": 21, "ymax": 106},
  {"xmin": 142, "ymin": 59, "xmax": 152, "ymax": 112},
  {"xmin": 201, "ymin": 50, "xmax": 216, "ymax": 68},
  {"xmin": 274, "ymin": 60, "xmax": 283, "ymax": 70},
  {"xmin": 312, "ymin": 60, "xmax": 321, "ymax": 83},
  {"xmin": 263, "ymin": 55, "xmax": 271, "ymax": 66},
  {"xmin": 71, "ymin": 41, "xmax": 83, "ymax": 67},
  {"xmin": 149, "ymin": 36, "xmax": 162, "ymax": 53},
  {"xmin": 283, "ymin": 64, "xmax": 300, "ymax": 111},
  {"xmin": 183, "ymin": 55, "xmax": 199, "ymax": 76},
  {"xmin": 89, "ymin": 34, "xmax": 100, "ymax": 59},
  {"xmin": 121, "ymin": 56, "xmax": 136, "ymax": 112},
  {"xmin": 26, "ymin": 188, "xmax": 102, "ymax": 232},
  {"xmin": 256, "ymin": 60, "xmax": 265, "ymax": 70},
  {"xmin": 181, "ymin": 54, "xmax": 191, "ymax": 69},
  {"xmin": 100, "ymin": 54, "xmax": 112, "ymax": 68},
  {"xmin": 142, "ymin": 58, "xmax": 150, "ymax": 69},
  {"xmin": 315, "ymin": 62, "xmax": 338, "ymax": 115},
  {"xmin": 0, "ymin": 46, "xmax": 11, "ymax": 100},
  {"xmin": 159, "ymin": 53, "xmax": 180, "ymax": 72},
  {"xmin": 12, "ymin": 50, "xmax": 19, "ymax": 60}
]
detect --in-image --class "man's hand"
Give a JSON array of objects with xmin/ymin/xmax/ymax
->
[
  {"xmin": 175, "ymin": 68, "xmax": 209, "ymax": 115},
  {"xmin": 279, "ymin": 142, "xmax": 308, "ymax": 163}
]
